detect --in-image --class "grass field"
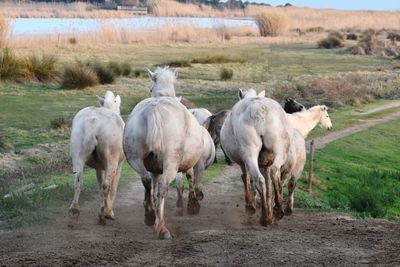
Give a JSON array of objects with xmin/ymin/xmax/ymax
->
[
  {"xmin": 296, "ymin": 120, "xmax": 400, "ymax": 220},
  {"xmin": 1, "ymin": 40, "xmax": 400, "ymax": 228}
]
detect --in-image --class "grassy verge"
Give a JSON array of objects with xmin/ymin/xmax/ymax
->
[
  {"xmin": 0, "ymin": 162, "xmax": 136, "ymax": 229},
  {"xmin": 295, "ymin": 119, "xmax": 400, "ymax": 221}
]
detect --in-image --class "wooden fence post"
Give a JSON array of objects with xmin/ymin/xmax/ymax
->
[{"xmin": 307, "ymin": 140, "xmax": 315, "ymax": 193}]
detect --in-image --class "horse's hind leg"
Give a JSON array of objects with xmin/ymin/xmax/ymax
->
[
  {"xmin": 154, "ymin": 165, "xmax": 177, "ymax": 239},
  {"xmin": 187, "ymin": 168, "xmax": 200, "ymax": 215},
  {"xmin": 284, "ymin": 175, "xmax": 298, "ymax": 216},
  {"xmin": 95, "ymin": 168, "xmax": 107, "ymax": 225},
  {"xmin": 175, "ymin": 172, "xmax": 184, "ymax": 216},
  {"xmin": 106, "ymin": 161, "xmax": 123, "ymax": 219},
  {"xmin": 270, "ymin": 163, "xmax": 285, "ymax": 220},
  {"xmin": 239, "ymin": 164, "xmax": 256, "ymax": 215},
  {"xmin": 69, "ymin": 159, "xmax": 84, "ymax": 218},
  {"xmin": 245, "ymin": 157, "xmax": 272, "ymax": 226}
]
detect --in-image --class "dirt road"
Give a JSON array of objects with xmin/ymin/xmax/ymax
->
[
  {"xmin": 1, "ymin": 162, "xmax": 400, "ymax": 266},
  {"xmin": 1, "ymin": 103, "xmax": 400, "ymax": 266}
]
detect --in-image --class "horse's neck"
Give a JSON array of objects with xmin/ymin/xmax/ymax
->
[{"xmin": 288, "ymin": 109, "xmax": 320, "ymax": 137}]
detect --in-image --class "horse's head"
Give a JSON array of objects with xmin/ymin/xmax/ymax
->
[
  {"xmin": 317, "ymin": 105, "xmax": 332, "ymax": 130},
  {"xmin": 284, "ymin": 98, "xmax": 306, "ymax": 114},
  {"xmin": 96, "ymin": 91, "xmax": 121, "ymax": 115},
  {"xmin": 147, "ymin": 66, "xmax": 177, "ymax": 98},
  {"xmin": 238, "ymin": 89, "xmax": 265, "ymax": 100}
]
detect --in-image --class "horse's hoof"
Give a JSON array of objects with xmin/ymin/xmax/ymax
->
[
  {"xmin": 245, "ymin": 204, "xmax": 256, "ymax": 215},
  {"xmin": 98, "ymin": 215, "xmax": 107, "ymax": 225},
  {"xmin": 175, "ymin": 207, "xmax": 184, "ymax": 216},
  {"xmin": 273, "ymin": 207, "xmax": 285, "ymax": 220},
  {"xmin": 196, "ymin": 190, "xmax": 204, "ymax": 201},
  {"xmin": 145, "ymin": 210, "xmax": 156, "ymax": 226},
  {"xmin": 284, "ymin": 206, "xmax": 293, "ymax": 216},
  {"xmin": 158, "ymin": 228, "xmax": 172, "ymax": 240},
  {"xmin": 68, "ymin": 207, "xmax": 80, "ymax": 218},
  {"xmin": 105, "ymin": 214, "xmax": 115, "ymax": 220},
  {"xmin": 260, "ymin": 217, "xmax": 273, "ymax": 226},
  {"xmin": 187, "ymin": 199, "xmax": 201, "ymax": 215}
]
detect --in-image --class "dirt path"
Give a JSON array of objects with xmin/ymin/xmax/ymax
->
[
  {"xmin": 2, "ymin": 103, "xmax": 400, "ymax": 266},
  {"xmin": 355, "ymin": 100, "xmax": 400, "ymax": 116},
  {"xmin": 311, "ymin": 110, "xmax": 400, "ymax": 149}
]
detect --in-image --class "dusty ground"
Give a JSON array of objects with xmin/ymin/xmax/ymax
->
[
  {"xmin": 2, "ymin": 103, "xmax": 400, "ymax": 266},
  {"xmin": 1, "ymin": 163, "xmax": 400, "ymax": 266}
]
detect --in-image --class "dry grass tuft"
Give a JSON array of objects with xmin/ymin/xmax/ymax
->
[
  {"xmin": 318, "ymin": 36, "xmax": 343, "ymax": 49},
  {"xmin": 0, "ymin": 15, "xmax": 9, "ymax": 48},
  {"xmin": 220, "ymin": 68, "xmax": 233, "ymax": 81},
  {"xmin": 0, "ymin": 48, "xmax": 25, "ymax": 82},
  {"xmin": 60, "ymin": 63, "xmax": 99, "ymax": 89},
  {"xmin": 25, "ymin": 54, "xmax": 58, "ymax": 82},
  {"xmin": 255, "ymin": 12, "xmax": 289, "ymax": 37}
]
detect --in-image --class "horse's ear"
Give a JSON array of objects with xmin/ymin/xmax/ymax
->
[
  {"xmin": 177, "ymin": 96, "xmax": 182, "ymax": 102},
  {"xmin": 321, "ymin": 105, "xmax": 328, "ymax": 111},
  {"xmin": 147, "ymin": 68, "xmax": 155, "ymax": 82},
  {"xmin": 238, "ymin": 89, "xmax": 244, "ymax": 100},
  {"xmin": 257, "ymin": 90, "xmax": 265, "ymax": 98},
  {"xmin": 96, "ymin": 95, "xmax": 105, "ymax": 106},
  {"xmin": 115, "ymin": 95, "xmax": 121, "ymax": 106}
]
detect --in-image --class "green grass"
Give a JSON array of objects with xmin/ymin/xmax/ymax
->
[
  {"xmin": 0, "ymin": 162, "xmax": 136, "ymax": 229},
  {"xmin": 302, "ymin": 119, "xmax": 400, "ymax": 220}
]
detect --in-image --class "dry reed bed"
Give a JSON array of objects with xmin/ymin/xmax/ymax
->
[{"xmin": 1, "ymin": 1, "xmax": 400, "ymax": 31}]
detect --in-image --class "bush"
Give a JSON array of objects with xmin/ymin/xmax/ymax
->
[
  {"xmin": 88, "ymin": 62, "xmax": 115, "ymax": 84},
  {"xmin": 255, "ymin": 12, "xmax": 289, "ymax": 37},
  {"xmin": 0, "ymin": 48, "xmax": 25, "ymax": 82},
  {"xmin": 220, "ymin": 68, "xmax": 233, "ymax": 81},
  {"xmin": 60, "ymin": 63, "xmax": 99, "ymax": 89},
  {"xmin": 346, "ymin": 33, "xmax": 358, "ymax": 40},
  {"xmin": 108, "ymin": 61, "xmax": 122, "ymax": 76},
  {"xmin": 387, "ymin": 32, "xmax": 400, "ymax": 42},
  {"xmin": 49, "ymin": 116, "xmax": 71, "ymax": 129},
  {"xmin": 68, "ymin": 37, "xmax": 77, "ymax": 45},
  {"xmin": 306, "ymin": 26, "xmax": 324, "ymax": 33},
  {"xmin": 192, "ymin": 55, "xmax": 245, "ymax": 64},
  {"xmin": 328, "ymin": 31, "xmax": 344, "ymax": 41},
  {"xmin": 25, "ymin": 55, "xmax": 58, "ymax": 82},
  {"xmin": 318, "ymin": 37, "xmax": 343, "ymax": 49},
  {"xmin": 120, "ymin": 62, "xmax": 131, "ymax": 76},
  {"xmin": 165, "ymin": 60, "xmax": 192, "ymax": 68},
  {"xmin": 134, "ymin": 69, "xmax": 142, "ymax": 77}
]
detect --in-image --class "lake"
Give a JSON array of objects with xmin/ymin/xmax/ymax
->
[{"xmin": 9, "ymin": 17, "xmax": 257, "ymax": 37}]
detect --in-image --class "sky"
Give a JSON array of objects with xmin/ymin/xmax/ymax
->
[{"xmin": 250, "ymin": 0, "xmax": 400, "ymax": 11}]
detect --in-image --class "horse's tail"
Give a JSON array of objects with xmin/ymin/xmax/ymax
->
[{"xmin": 145, "ymin": 106, "xmax": 164, "ymax": 154}]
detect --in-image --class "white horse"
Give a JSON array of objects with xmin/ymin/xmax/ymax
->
[
  {"xmin": 175, "ymin": 125, "xmax": 215, "ymax": 215},
  {"xmin": 69, "ymin": 91, "xmax": 125, "ymax": 223},
  {"xmin": 189, "ymin": 108, "xmax": 213, "ymax": 125},
  {"xmin": 286, "ymin": 105, "xmax": 332, "ymax": 137},
  {"xmin": 221, "ymin": 89, "xmax": 291, "ymax": 225},
  {"xmin": 280, "ymin": 105, "xmax": 332, "ymax": 215},
  {"xmin": 123, "ymin": 67, "xmax": 207, "ymax": 239}
]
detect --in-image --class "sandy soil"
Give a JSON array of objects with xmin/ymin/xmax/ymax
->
[
  {"xmin": 1, "ymin": 163, "xmax": 400, "ymax": 266},
  {"xmin": 2, "ymin": 103, "xmax": 400, "ymax": 266}
]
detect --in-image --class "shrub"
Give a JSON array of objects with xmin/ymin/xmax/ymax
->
[
  {"xmin": 387, "ymin": 32, "xmax": 400, "ymax": 42},
  {"xmin": 88, "ymin": 62, "xmax": 115, "ymax": 84},
  {"xmin": 318, "ymin": 37, "xmax": 343, "ymax": 49},
  {"xmin": 120, "ymin": 62, "xmax": 131, "ymax": 76},
  {"xmin": 328, "ymin": 31, "xmax": 344, "ymax": 41},
  {"xmin": 192, "ymin": 55, "xmax": 244, "ymax": 64},
  {"xmin": 108, "ymin": 61, "xmax": 123, "ymax": 76},
  {"xmin": 164, "ymin": 60, "xmax": 192, "ymax": 68},
  {"xmin": 60, "ymin": 63, "xmax": 99, "ymax": 89},
  {"xmin": 346, "ymin": 33, "xmax": 358, "ymax": 40},
  {"xmin": 0, "ymin": 48, "xmax": 25, "ymax": 82},
  {"xmin": 68, "ymin": 37, "xmax": 77, "ymax": 45},
  {"xmin": 220, "ymin": 68, "xmax": 233, "ymax": 81},
  {"xmin": 306, "ymin": 26, "xmax": 324, "ymax": 33},
  {"xmin": 255, "ymin": 12, "xmax": 289, "ymax": 37},
  {"xmin": 25, "ymin": 55, "xmax": 58, "ymax": 82},
  {"xmin": 134, "ymin": 69, "xmax": 142, "ymax": 77},
  {"xmin": 49, "ymin": 116, "xmax": 71, "ymax": 129}
]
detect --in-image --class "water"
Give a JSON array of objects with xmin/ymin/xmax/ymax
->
[{"xmin": 9, "ymin": 17, "xmax": 257, "ymax": 37}]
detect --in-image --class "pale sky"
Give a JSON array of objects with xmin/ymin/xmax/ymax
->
[{"xmin": 249, "ymin": 0, "xmax": 399, "ymax": 11}]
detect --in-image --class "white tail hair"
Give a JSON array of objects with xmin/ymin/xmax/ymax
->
[{"xmin": 146, "ymin": 106, "xmax": 164, "ymax": 154}]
